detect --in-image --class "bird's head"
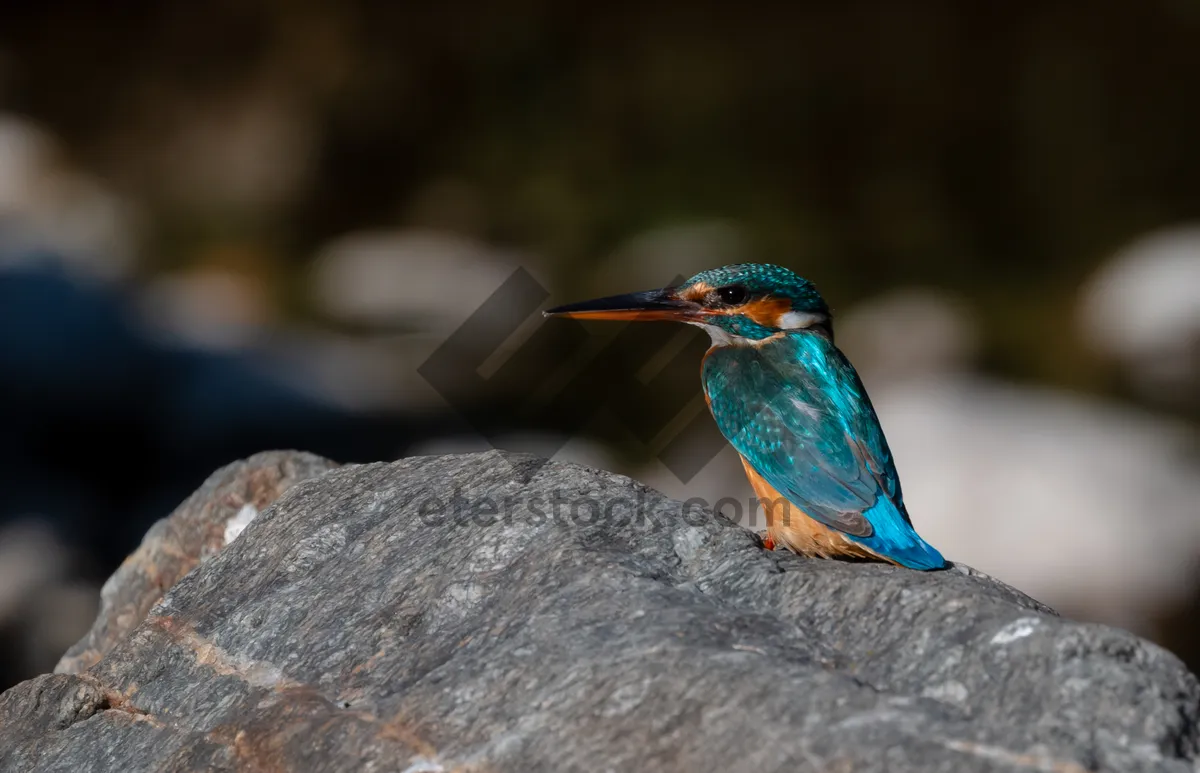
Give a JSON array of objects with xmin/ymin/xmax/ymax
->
[{"xmin": 544, "ymin": 263, "xmax": 831, "ymax": 344}]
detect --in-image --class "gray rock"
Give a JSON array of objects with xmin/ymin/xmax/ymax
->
[
  {"xmin": 2, "ymin": 450, "xmax": 1198, "ymax": 772},
  {"xmin": 56, "ymin": 450, "xmax": 340, "ymax": 675}
]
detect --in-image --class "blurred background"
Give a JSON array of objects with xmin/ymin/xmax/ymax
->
[{"xmin": 1, "ymin": 0, "xmax": 1199, "ymax": 689}]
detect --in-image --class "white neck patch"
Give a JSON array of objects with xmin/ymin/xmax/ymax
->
[
  {"xmin": 687, "ymin": 321, "xmax": 787, "ymax": 348},
  {"xmin": 687, "ymin": 321, "xmax": 742, "ymax": 347},
  {"xmin": 778, "ymin": 310, "xmax": 828, "ymax": 330}
]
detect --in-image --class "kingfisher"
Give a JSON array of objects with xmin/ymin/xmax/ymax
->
[{"xmin": 544, "ymin": 263, "xmax": 945, "ymax": 570}]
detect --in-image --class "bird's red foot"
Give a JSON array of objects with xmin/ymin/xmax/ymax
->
[{"xmin": 758, "ymin": 531, "xmax": 776, "ymax": 551}]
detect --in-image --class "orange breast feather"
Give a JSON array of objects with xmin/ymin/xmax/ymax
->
[{"xmin": 737, "ymin": 454, "xmax": 885, "ymax": 562}]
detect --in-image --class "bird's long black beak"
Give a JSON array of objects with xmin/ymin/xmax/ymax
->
[{"xmin": 543, "ymin": 287, "xmax": 701, "ymax": 322}]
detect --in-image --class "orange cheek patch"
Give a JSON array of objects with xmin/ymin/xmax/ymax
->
[{"xmin": 738, "ymin": 297, "xmax": 793, "ymax": 327}]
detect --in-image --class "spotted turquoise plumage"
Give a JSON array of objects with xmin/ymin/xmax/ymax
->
[{"xmin": 703, "ymin": 333, "xmax": 946, "ymax": 570}]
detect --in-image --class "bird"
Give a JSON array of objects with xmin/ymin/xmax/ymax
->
[{"xmin": 544, "ymin": 263, "xmax": 946, "ymax": 570}]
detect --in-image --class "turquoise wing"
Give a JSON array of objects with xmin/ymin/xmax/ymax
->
[{"xmin": 702, "ymin": 334, "xmax": 944, "ymax": 570}]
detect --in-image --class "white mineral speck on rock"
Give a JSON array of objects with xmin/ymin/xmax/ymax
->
[
  {"xmin": 990, "ymin": 617, "xmax": 1041, "ymax": 645},
  {"xmin": 922, "ymin": 681, "xmax": 970, "ymax": 705},
  {"xmin": 400, "ymin": 757, "xmax": 445, "ymax": 773},
  {"xmin": 223, "ymin": 504, "xmax": 259, "ymax": 545}
]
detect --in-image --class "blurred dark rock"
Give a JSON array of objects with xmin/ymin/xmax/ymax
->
[
  {"xmin": 56, "ymin": 451, "xmax": 339, "ymax": 675},
  {"xmin": 3, "ymin": 450, "xmax": 1198, "ymax": 772}
]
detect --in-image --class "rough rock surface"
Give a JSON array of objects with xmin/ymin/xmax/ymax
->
[
  {"xmin": 56, "ymin": 451, "xmax": 340, "ymax": 675},
  {"xmin": 2, "ymin": 450, "xmax": 1198, "ymax": 772}
]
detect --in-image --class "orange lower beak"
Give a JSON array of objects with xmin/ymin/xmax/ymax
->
[{"xmin": 543, "ymin": 287, "xmax": 701, "ymax": 322}]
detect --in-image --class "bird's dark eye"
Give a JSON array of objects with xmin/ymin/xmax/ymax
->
[{"xmin": 716, "ymin": 285, "xmax": 748, "ymax": 305}]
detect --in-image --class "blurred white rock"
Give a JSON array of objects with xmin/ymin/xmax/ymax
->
[
  {"xmin": 310, "ymin": 229, "xmax": 547, "ymax": 332},
  {"xmin": 0, "ymin": 113, "xmax": 140, "ymax": 279},
  {"xmin": 268, "ymin": 329, "xmax": 448, "ymax": 412},
  {"xmin": 0, "ymin": 116, "xmax": 50, "ymax": 210},
  {"xmin": 304, "ymin": 229, "xmax": 558, "ymax": 412},
  {"xmin": 835, "ymin": 287, "xmax": 979, "ymax": 383},
  {"xmin": 0, "ymin": 518, "xmax": 72, "ymax": 624},
  {"xmin": 1078, "ymin": 225, "xmax": 1200, "ymax": 405},
  {"xmin": 845, "ymin": 289, "xmax": 1200, "ymax": 631},
  {"xmin": 876, "ymin": 374, "xmax": 1200, "ymax": 631},
  {"xmin": 136, "ymin": 267, "xmax": 273, "ymax": 350},
  {"xmin": 0, "ymin": 518, "xmax": 97, "ymax": 678},
  {"xmin": 123, "ymin": 81, "xmax": 317, "ymax": 213}
]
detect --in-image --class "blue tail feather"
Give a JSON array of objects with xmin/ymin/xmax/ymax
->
[{"xmin": 852, "ymin": 499, "xmax": 946, "ymax": 570}]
